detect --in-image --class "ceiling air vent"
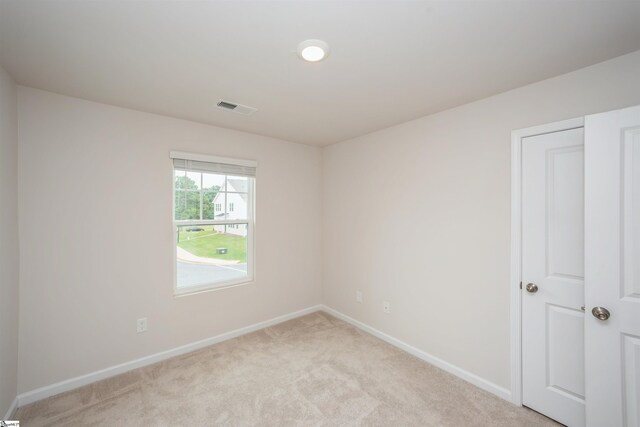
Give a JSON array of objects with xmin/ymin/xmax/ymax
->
[{"xmin": 216, "ymin": 99, "xmax": 257, "ymax": 116}]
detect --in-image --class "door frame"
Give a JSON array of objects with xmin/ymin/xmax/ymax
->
[{"xmin": 509, "ymin": 117, "xmax": 585, "ymax": 406}]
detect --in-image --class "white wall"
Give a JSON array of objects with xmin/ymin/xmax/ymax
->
[
  {"xmin": 13, "ymin": 48, "xmax": 640, "ymax": 402},
  {"xmin": 323, "ymin": 50, "xmax": 640, "ymax": 390},
  {"xmin": 0, "ymin": 66, "xmax": 19, "ymax": 415},
  {"xmin": 17, "ymin": 88, "xmax": 323, "ymax": 393}
]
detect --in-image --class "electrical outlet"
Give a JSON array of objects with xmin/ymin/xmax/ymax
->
[
  {"xmin": 356, "ymin": 291, "xmax": 363, "ymax": 303},
  {"xmin": 136, "ymin": 318, "xmax": 148, "ymax": 333},
  {"xmin": 383, "ymin": 301, "xmax": 391, "ymax": 314}
]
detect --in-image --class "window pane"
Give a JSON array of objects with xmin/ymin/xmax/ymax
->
[
  {"xmin": 174, "ymin": 169, "xmax": 186, "ymax": 188},
  {"xmin": 202, "ymin": 191, "xmax": 218, "ymax": 219},
  {"xmin": 175, "ymin": 170, "xmax": 201, "ymax": 190},
  {"xmin": 226, "ymin": 192, "xmax": 248, "ymax": 220},
  {"xmin": 176, "ymin": 224, "xmax": 248, "ymax": 288},
  {"xmin": 173, "ymin": 169, "xmax": 186, "ymax": 189},
  {"xmin": 225, "ymin": 176, "xmax": 248, "ymax": 193},
  {"xmin": 174, "ymin": 190, "xmax": 200, "ymax": 220},
  {"xmin": 187, "ymin": 171, "xmax": 201, "ymax": 189},
  {"xmin": 202, "ymin": 172, "xmax": 224, "ymax": 191}
]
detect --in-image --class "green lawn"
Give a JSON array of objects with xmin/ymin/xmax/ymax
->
[{"xmin": 177, "ymin": 227, "xmax": 247, "ymax": 262}]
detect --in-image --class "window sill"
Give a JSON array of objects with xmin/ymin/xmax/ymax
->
[{"xmin": 174, "ymin": 278, "xmax": 254, "ymax": 297}]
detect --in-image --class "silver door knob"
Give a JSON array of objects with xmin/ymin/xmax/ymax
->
[
  {"xmin": 592, "ymin": 307, "xmax": 610, "ymax": 321},
  {"xmin": 525, "ymin": 283, "xmax": 538, "ymax": 293}
]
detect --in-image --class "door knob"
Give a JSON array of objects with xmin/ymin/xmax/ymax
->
[
  {"xmin": 591, "ymin": 307, "xmax": 611, "ymax": 321},
  {"xmin": 525, "ymin": 283, "xmax": 538, "ymax": 293}
]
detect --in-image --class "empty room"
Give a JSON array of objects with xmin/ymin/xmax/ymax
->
[{"xmin": 1, "ymin": 1, "xmax": 640, "ymax": 426}]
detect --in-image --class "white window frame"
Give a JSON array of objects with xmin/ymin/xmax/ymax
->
[{"xmin": 171, "ymin": 151, "xmax": 257, "ymax": 296}]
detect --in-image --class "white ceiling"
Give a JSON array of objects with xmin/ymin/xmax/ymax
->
[{"xmin": 1, "ymin": 1, "xmax": 640, "ymax": 146}]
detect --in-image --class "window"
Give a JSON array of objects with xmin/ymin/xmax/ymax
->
[{"xmin": 172, "ymin": 152, "xmax": 256, "ymax": 294}]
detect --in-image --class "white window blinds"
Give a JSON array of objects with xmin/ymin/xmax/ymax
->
[{"xmin": 171, "ymin": 152, "xmax": 256, "ymax": 177}]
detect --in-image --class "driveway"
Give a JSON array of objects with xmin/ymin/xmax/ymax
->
[{"xmin": 177, "ymin": 261, "xmax": 247, "ymax": 288}]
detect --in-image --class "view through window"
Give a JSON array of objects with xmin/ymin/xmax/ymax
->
[{"xmin": 172, "ymin": 154, "xmax": 255, "ymax": 293}]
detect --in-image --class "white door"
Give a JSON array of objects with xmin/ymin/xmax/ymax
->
[
  {"xmin": 522, "ymin": 127, "xmax": 586, "ymax": 426},
  {"xmin": 585, "ymin": 105, "xmax": 640, "ymax": 427}
]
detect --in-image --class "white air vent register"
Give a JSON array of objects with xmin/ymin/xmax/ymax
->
[{"xmin": 216, "ymin": 99, "xmax": 257, "ymax": 116}]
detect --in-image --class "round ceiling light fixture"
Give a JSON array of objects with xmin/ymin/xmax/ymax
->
[{"xmin": 297, "ymin": 39, "xmax": 329, "ymax": 62}]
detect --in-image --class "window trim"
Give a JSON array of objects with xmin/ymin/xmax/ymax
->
[
  {"xmin": 171, "ymin": 151, "xmax": 257, "ymax": 296},
  {"xmin": 170, "ymin": 151, "xmax": 257, "ymax": 168}
]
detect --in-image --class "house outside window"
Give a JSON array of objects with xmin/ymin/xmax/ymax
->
[{"xmin": 172, "ymin": 151, "xmax": 256, "ymax": 294}]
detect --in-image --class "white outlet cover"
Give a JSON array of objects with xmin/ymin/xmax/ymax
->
[
  {"xmin": 383, "ymin": 301, "xmax": 391, "ymax": 313},
  {"xmin": 136, "ymin": 318, "xmax": 148, "ymax": 333},
  {"xmin": 356, "ymin": 291, "xmax": 363, "ymax": 303}
]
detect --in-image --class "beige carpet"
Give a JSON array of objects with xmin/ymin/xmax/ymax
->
[{"xmin": 15, "ymin": 312, "xmax": 558, "ymax": 426}]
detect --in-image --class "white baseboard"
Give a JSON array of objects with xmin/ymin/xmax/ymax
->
[
  {"xmin": 320, "ymin": 305, "xmax": 512, "ymax": 402},
  {"xmin": 15, "ymin": 303, "xmax": 511, "ymax": 410},
  {"xmin": 4, "ymin": 396, "xmax": 18, "ymax": 420},
  {"xmin": 17, "ymin": 304, "xmax": 322, "ymax": 407}
]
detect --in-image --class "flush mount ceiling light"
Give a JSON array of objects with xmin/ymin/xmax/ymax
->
[{"xmin": 297, "ymin": 39, "xmax": 329, "ymax": 62}]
